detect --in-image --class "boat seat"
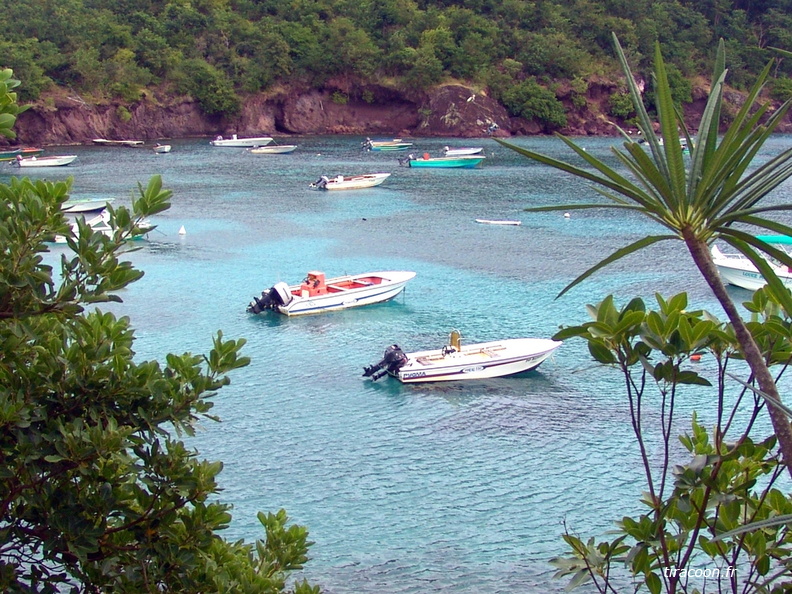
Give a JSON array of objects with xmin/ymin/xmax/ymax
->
[{"xmin": 326, "ymin": 284, "xmax": 344, "ymax": 292}]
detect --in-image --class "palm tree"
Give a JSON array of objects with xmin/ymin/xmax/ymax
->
[{"xmin": 495, "ymin": 35, "xmax": 792, "ymax": 475}]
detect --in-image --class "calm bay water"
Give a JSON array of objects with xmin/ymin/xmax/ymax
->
[{"xmin": 11, "ymin": 135, "xmax": 792, "ymax": 592}]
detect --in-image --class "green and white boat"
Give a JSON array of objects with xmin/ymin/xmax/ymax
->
[{"xmin": 401, "ymin": 153, "xmax": 485, "ymax": 168}]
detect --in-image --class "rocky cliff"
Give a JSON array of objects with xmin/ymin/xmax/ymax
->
[{"xmin": 9, "ymin": 80, "xmax": 789, "ymax": 147}]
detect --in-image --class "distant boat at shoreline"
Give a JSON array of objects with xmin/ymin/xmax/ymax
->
[{"xmin": 93, "ymin": 138, "xmax": 144, "ymax": 147}]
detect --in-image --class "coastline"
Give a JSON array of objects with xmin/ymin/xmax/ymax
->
[{"xmin": 9, "ymin": 80, "xmax": 792, "ymax": 147}]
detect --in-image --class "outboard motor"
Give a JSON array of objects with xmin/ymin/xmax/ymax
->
[
  {"xmin": 247, "ymin": 281, "xmax": 294, "ymax": 314},
  {"xmin": 311, "ymin": 175, "xmax": 329, "ymax": 189},
  {"xmin": 363, "ymin": 344, "xmax": 408, "ymax": 381}
]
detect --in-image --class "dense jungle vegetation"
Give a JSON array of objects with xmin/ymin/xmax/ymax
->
[{"xmin": 2, "ymin": 0, "xmax": 792, "ymax": 119}]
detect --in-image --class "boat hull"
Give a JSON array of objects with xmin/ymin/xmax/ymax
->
[
  {"xmin": 210, "ymin": 136, "xmax": 273, "ymax": 147},
  {"xmin": 364, "ymin": 139, "xmax": 413, "ymax": 151},
  {"xmin": 311, "ymin": 173, "xmax": 390, "ymax": 190},
  {"xmin": 250, "ymin": 145, "xmax": 297, "ymax": 154},
  {"xmin": 92, "ymin": 139, "xmax": 144, "ymax": 146},
  {"xmin": 408, "ymin": 156, "xmax": 485, "ymax": 168},
  {"xmin": 0, "ymin": 148, "xmax": 43, "ymax": 161},
  {"xmin": 62, "ymin": 199, "xmax": 113, "ymax": 214},
  {"xmin": 17, "ymin": 155, "xmax": 77, "ymax": 167},
  {"xmin": 475, "ymin": 219, "xmax": 521, "ymax": 226},
  {"xmin": 370, "ymin": 144, "xmax": 412, "ymax": 151},
  {"xmin": 444, "ymin": 147, "xmax": 483, "ymax": 156},
  {"xmin": 395, "ymin": 338, "xmax": 561, "ymax": 383},
  {"xmin": 714, "ymin": 261, "xmax": 792, "ymax": 291},
  {"xmin": 250, "ymin": 271, "xmax": 416, "ymax": 316}
]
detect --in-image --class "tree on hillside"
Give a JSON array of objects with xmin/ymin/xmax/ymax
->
[
  {"xmin": 495, "ymin": 35, "xmax": 792, "ymax": 475},
  {"xmin": 0, "ymin": 72, "xmax": 318, "ymax": 591}
]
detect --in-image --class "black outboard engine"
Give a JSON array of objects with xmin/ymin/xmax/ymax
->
[
  {"xmin": 247, "ymin": 282, "xmax": 293, "ymax": 314},
  {"xmin": 363, "ymin": 345, "xmax": 409, "ymax": 381},
  {"xmin": 311, "ymin": 175, "xmax": 329, "ymax": 189}
]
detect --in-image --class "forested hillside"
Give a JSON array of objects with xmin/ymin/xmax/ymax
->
[{"xmin": 2, "ymin": 0, "xmax": 792, "ymax": 125}]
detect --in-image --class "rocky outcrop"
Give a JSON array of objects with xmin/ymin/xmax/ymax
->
[
  {"xmin": 10, "ymin": 83, "xmax": 514, "ymax": 145},
  {"xmin": 8, "ymin": 80, "xmax": 791, "ymax": 146}
]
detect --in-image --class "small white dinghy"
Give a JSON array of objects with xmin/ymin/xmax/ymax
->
[
  {"xmin": 444, "ymin": 146, "xmax": 483, "ymax": 156},
  {"xmin": 249, "ymin": 144, "xmax": 297, "ymax": 154},
  {"xmin": 248, "ymin": 270, "xmax": 416, "ymax": 316},
  {"xmin": 363, "ymin": 330, "xmax": 562, "ymax": 383},
  {"xmin": 475, "ymin": 219, "xmax": 521, "ymax": 226}
]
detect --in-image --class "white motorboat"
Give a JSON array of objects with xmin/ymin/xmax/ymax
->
[
  {"xmin": 153, "ymin": 143, "xmax": 171, "ymax": 153},
  {"xmin": 61, "ymin": 198, "xmax": 114, "ymax": 215},
  {"xmin": 444, "ymin": 146, "xmax": 483, "ymax": 156},
  {"xmin": 309, "ymin": 173, "xmax": 390, "ymax": 190},
  {"xmin": 16, "ymin": 155, "xmax": 77, "ymax": 167},
  {"xmin": 363, "ymin": 331, "xmax": 562, "ymax": 383},
  {"xmin": 52, "ymin": 210, "xmax": 153, "ymax": 244},
  {"xmin": 210, "ymin": 134, "xmax": 273, "ymax": 147},
  {"xmin": 711, "ymin": 238, "xmax": 792, "ymax": 291},
  {"xmin": 475, "ymin": 219, "xmax": 521, "ymax": 226},
  {"xmin": 249, "ymin": 144, "xmax": 297, "ymax": 154},
  {"xmin": 363, "ymin": 138, "xmax": 413, "ymax": 151},
  {"xmin": 92, "ymin": 139, "xmax": 144, "ymax": 147},
  {"xmin": 247, "ymin": 270, "xmax": 416, "ymax": 316}
]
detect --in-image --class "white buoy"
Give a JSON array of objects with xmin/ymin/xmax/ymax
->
[
  {"xmin": 178, "ymin": 225, "xmax": 187, "ymax": 235},
  {"xmin": 564, "ymin": 212, "xmax": 571, "ymax": 218}
]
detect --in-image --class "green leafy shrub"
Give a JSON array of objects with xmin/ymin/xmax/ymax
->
[
  {"xmin": 330, "ymin": 91, "xmax": 348, "ymax": 104},
  {"xmin": 174, "ymin": 59, "xmax": 240, "ymax": 116},
  {"xmin": 116, "ymin": 104, "xmax": 132, "ymax": 122},
  {"xmin": 608, "ymin": 92, "xmax": 635, "ymax": 118},
  {"xmin": 502, "ymin": 79, "xmax": 567, "ymax": 129}
]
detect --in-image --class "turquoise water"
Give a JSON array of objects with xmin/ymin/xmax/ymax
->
[{"xmin": 13, "ymin": 135, "xmax": 792, "ymax": 592}]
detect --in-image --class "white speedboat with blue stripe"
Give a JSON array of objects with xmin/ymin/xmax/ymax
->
[{"xmin": 364, "ymin": 332, "xmax": 561, "ymax": 383}]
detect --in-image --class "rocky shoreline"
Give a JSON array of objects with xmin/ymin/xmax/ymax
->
[{"xmin": 8, "ymin": 80, "xmax": 791, "ymax": 147}]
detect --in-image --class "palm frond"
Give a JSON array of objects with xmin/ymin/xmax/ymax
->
[
  {"xmin": 557, "ymin": 235, "xmax": 676, "ymax": 298},
  {"xmin": 719, "ymin": 209, "xmax": 792, "ymax": 228},
  {"xmin": 611, "ymin": 34, "xmax": 668, "ymax": 174},
  {"xmin": 494, "ymin": 138, "xmax": 651, "ymax": 205},
  {"xmin": 651, "ymin": 43, "xmax": 688, "ymax": 207},
  {"xmin": 687, "ymin": 68, "xmax": 726, "ymax": 200},
  {"xmin": 524, "ymin": 203, "xmax": 646, "ymax": 213}
]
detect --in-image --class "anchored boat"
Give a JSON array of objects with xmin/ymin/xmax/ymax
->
[
  {"xmin": 712, "ymin": 236, "xmax": 792, "ymax": 291},
  {"xmin": 248, "ymin": 270, "xmax": 416, "ymax": 316},
  {"xmin": 309, "ymin": 173, "xmax": 390, "ymax": 190},
  {"xmin": 363, "ymin": 138, "xmax": 414, "ymax": 151},
  {"xmin": 16, "ymin": 155, "xmax": 77, "ymax": 167},
  {"xmin": 400, "ymin": 153, "xmax": 485, "ymax": 168},
  {"xmin": 443, "ymin": 146, "xmax": 483, "ymax": 156},
  {"xmin": 364, "ymin": 331, "xmax": 562, "ymax": 383},
  {"xmin": 210, "ymin": 134, "xmax": 273, "ymax": 147}
]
